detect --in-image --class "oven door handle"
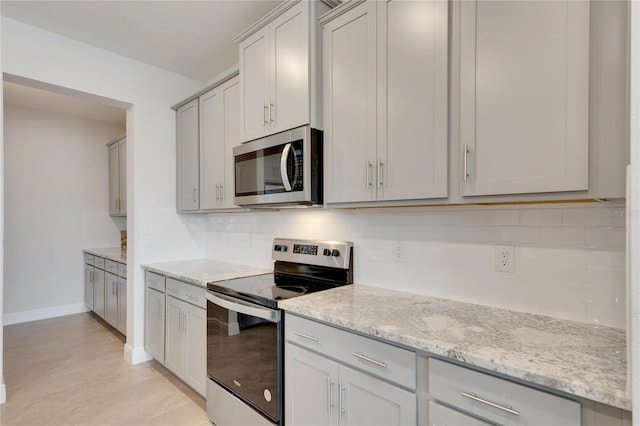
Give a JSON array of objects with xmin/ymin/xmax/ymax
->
[{"xmin": 205, "ymin": 291, "xmax": 281, "ymax": 323}]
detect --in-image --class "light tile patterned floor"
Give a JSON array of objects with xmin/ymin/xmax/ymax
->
[{"xmin": 0, "ymin": 312, "xmax": 209, "ymax": 426}]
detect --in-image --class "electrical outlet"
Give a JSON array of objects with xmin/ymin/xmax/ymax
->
[
  {"xmin": 495, "ymin": 245, "xmax": 515, "ymax": 272},
  {"xmin": 392, "ymin": 241, "xmax": 402, "ymax": 262}
]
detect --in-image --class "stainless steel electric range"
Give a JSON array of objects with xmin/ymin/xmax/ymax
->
[{"xmin": 205, "ymin": 238, "xmax": 354, "ymax": 426}]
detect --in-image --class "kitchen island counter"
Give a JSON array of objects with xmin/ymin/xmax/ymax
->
[
  {"xmin": 279, "ymin": 284, "xmax": 629, "ymax": 411},
  {"xmin": 142, "ymin": 259, "xmax": 270, "ymax": 287}
]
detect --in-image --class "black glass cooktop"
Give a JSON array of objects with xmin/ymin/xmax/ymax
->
[{"xmin": 207, "ymin": 272, "xmax": 344, "ymax": 309}]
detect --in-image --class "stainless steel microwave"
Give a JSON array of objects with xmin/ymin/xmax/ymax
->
[{"xmin": 233, "ymin": 126, "xmax": 323, "ymax": 207}]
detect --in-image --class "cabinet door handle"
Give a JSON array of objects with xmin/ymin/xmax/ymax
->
[
  {"xmin": 352, "ymin": 352, "xmax": 387, "ymax": 368},
  {"xmin": 264, "ymin": 104, "xmax": 269, "ymax": 125},
  {"xmin": 460, "ymin": 392, "xmax": 519, "ymax": 416},
  {"xmin": 377, "ymin": 159, "xmax": 384, "ymax": 188},
  {"xmin": 367, "ymin": 161, "xmax": 373, "ymax": 187},
  {"xmin": 327, "ymin": 378, "xmax": 334, "ymax": 414},
  {"xmin": 294, "ymin": 331, "xmax": 319, "ymax": 342},
  {"xmin": 192, "ymin": 187, "xmax": 197, "ymax": 203},
  {"xmin": 220, "ymin": 184, "xmax": 224, "ymax": 201},
  {"xmin": 463, "ymin": 143, "xmax": 470, "ymax": 182},
  {"xmin": 269, "ymin": 102, "xmax": 275, "ymax": 123},
  {"xmin": 215, "ymin": 184, "xmax": 220, "ymax": 201},
  {"xmin": 339, "ymin": 384, "xmax": 346, "ymax": 420}
]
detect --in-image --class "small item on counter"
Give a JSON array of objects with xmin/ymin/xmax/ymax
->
[{"xmin": 120, "ymin": 230, "xmax": 127, "ymax": 249}]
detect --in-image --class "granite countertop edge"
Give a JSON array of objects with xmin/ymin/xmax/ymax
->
[
  {"xmin": 142, "ymin": 259, "xmax": 271, "ymax": 289},
  {"xmin": 279, "ymin": 286, "xmax": 631, "ymax": 412},
  {"xmin": 84, "ymin": 247, "xmax": 126, "ymax": 264}
]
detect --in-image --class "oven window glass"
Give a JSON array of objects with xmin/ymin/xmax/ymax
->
[
  {"xmin": 207, "ymin": 298, "xmax": 280, "ymax": 423},
  {"xmin": 235, "ymin": 140, "xmax": 303, "ymax": 196}
]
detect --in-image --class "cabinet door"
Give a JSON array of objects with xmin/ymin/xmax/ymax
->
[
  {"xmin": 165, "ymin": 296, "xmax": 186, "ymax": 377},
  {"xmin": 104, "ymin": 272, "xmax": 119, "ymax": 328},
  {"xmin": 117, "ymin": 277, "xmax": 127, "ymax": 336},
  {"xmin": 270, "ymin": 2, "xmax": 309, "ymax": 134},
  {"xmin": 199, "ymin": 88, "xmax": 224, "ymax": 210},
  {"xmin": 184, "ymin": 303, "xmax": 206, "ymax": 396},
  {"xmin": 118, "ymin": 138, "xmax": 127, "ymax": 214},
  {"xmin": 340, "ymin": 365, "xmax": 416, "ymax": 426},
  {"xmin": 84, "ymin": 265, "xmax": 94, "ymax": 310},
  {"xmin": 285, "ymin": 343, "xmax": 340, "ymax": 426},
  {"xmin": 145, "ymin": 288, "xmax": 165, "ymax": 364},
  {"xmin": 222, "ymin": 78, "xmax": 241, "ymax": 208},
  {"xmin": 177, "ymin": 99, "xmax": 200, "ymax": 211},
  {"xmin": 378, "ymin": 0, "xmax": 448, "ymax": 201},
  {"xmin": 323, "ymin": 1, "xmax": 377, "ymax": 203},
  {"xmin": 240, "ymin": 27, "xmax": 270, "ymax": 142},
  {"xmin": 94, "ymin": 268, "xmax": 106, "ymax": 319},
  {"xmin": 108, "ymin": 143, "xmax": 120, "ymax": 215},
  {"xmin": 459, "ymin": 0, "xmax": 589, "ymax": 196}
]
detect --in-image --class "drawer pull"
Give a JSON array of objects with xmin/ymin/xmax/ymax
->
[
  {"xmin": 352, "ymin": 352, "xmax": 387, "ymax": 368},
  {"xmin": 460, "ymin": 392, "xmax": 519, "ymax": 416},
  {"xmin": 294, "ymin": 332, "xmax": 319, "ymax": 342}
]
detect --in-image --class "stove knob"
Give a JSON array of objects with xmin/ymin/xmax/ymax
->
[
  {"xmin": 274, "ymin": 245, "xmax": 280, "ymax": 251},
  {"xmin": 281, "ymin": 245, "xmax": 288, "ymax": 252},
  {"xmin": 331, "ymin": 249, "xmax": 340, "ymax": 257},
  {"xmin": 323, "ymin": 248, "xmax": 331, "ymax": 256}
]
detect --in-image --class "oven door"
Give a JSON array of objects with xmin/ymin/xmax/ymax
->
[{"xmin": 205, "ymin": 291, "xmax": 282, "ymax": 424}]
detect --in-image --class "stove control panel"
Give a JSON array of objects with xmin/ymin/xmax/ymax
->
[{"xmin": 272, "ymin": 238, "xmax": 353, "ymax": 269}]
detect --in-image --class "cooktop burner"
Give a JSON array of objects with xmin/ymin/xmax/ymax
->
[{"xmin": 259, "ymin": 285, "xmax": 308, "ymax": 300}]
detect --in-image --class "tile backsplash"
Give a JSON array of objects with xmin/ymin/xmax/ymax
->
[{"xmin": 188, "ymin": 203, "xmax": 626, "ymax": 329}]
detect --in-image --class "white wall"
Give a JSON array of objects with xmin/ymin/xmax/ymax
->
[
  {"xmin": 3, "ymin": 104, "xmax": 124, "ymax": 321},
  {"xmin": 190, "ymin": 203, "xmax": 627, "ymax": 329},
  {"xmin": 1, "ymin": 17, "xmax": 205, "ymax": 368}
]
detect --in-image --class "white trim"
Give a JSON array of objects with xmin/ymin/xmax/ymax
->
[
  {"xmin": 124, "ymin": 343, "xmax": 152, "ymax": 365},
  {"xmin": 0, "ymin": 383, "xmax": 5, "ymax": 404},
  {"xmin": 3, "ymin": 303, "xmax": 89, "ymax": 326}
]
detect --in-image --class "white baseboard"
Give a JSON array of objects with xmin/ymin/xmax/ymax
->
[
  {"xmin": 0, "ymin": 383, "xmax": 6, "ymax": 404},
  {"xmin": 124, "ymin": 343, "xmax": 152, "ymax": 365},
  {"xmin": 3, "ymin": 303, "xmax": 90, "ymax": 325}
]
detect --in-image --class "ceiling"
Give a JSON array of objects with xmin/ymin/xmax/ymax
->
[
  {"xmin": 1, "ymin": 0, "xmax": 282, "ymax": 82},
  {"xmin": 1, "ymin": 0, "xmax": 282, "ymax": 123}
]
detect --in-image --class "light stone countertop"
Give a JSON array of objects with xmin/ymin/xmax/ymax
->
[
  {"xmin": 142, "ymin": 259, "xmax": 271, "ymax": 288},
  {"xmin": 278, "ymin": 284, "xmax": 629, "ymax": 411},
  {"xmin": 84, "ymin": 247, "xmax": 126, "ymax": 264}
]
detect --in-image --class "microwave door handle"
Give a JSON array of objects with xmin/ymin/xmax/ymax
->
[
  {"xmin": 205, "ymin": 291, "xmax": 281, "ymax": 323},
  {"xmin": 280, "ymin": 143, "xmax": 293, "ymax": 191}
]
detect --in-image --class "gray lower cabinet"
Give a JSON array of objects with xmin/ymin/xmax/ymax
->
[
  {"xmin": 144, "ymin": 272, "xmax": 206, "ymax": 397},
  {"xmin": 427, "ymin": 358, "xmax": 581, "ymax": 426},
  {"xmin": 285, "ymin": 314, "xmax": 417, "ymax": 425},
  {"xmin": 83, "ymin": 252, "xmax": 126, "ymax": 336}
]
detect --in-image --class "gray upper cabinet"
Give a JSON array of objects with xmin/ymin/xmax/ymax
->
[
  {"xmin": 236, "ymin": 0, "xmax": 331, "ymax": 143},
  {"xmin": 107, "ymin": 136, "xmax": 126, "ymax": 216},
  {"xmin": 199, "ymin": 77, "xmax": 242, "ymax": 210},
  {"xmin": 454, "ymin": 0, "xmax": 629, "ymax": 202},
  {"xmin": 322, "ymin": 0, "xmax": 448, "ymax": 206},
  {"xmin": 177, "ymin": 76, "xmax": 242, "ymax": 213},
  {"xmin": 177, "ymin": 99, "xmax": 200, "ymax": 212},
  {"xmin": 459, "ymin": 0, "xmax": 590, "ymax": 197}
]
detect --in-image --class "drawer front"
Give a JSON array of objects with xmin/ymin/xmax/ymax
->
[
  {"xmin": 84, "ymin": 253, "xmax": 95, "ymax": 265},
  {"xmin": 105, "ymin": 260, "xmax": 118, "ymax": 275},
  {"xmin": 117, "ymin": 263, "xmax": 127, "ymax": 278},
  {"xmin": 145, "ymin": 271, "xmax": 166, "ymax": 292},
  {"xmin": 286, "ymin": 314, "xmax": 416, "ymax": 390},
  {"xmin": 429, "ymin": 400, "xmax": 491, "ymax": 426},
  {"xmin": 94, "ymin": 257, "xmax": 105, "ymax": 270},
  {"xmin": 166, "ymin": 278, "xmax": 206, "ymax": 308},
  {"xmin": 428, "ymin": 358, "xmax": 581, "ymax": 426}
]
